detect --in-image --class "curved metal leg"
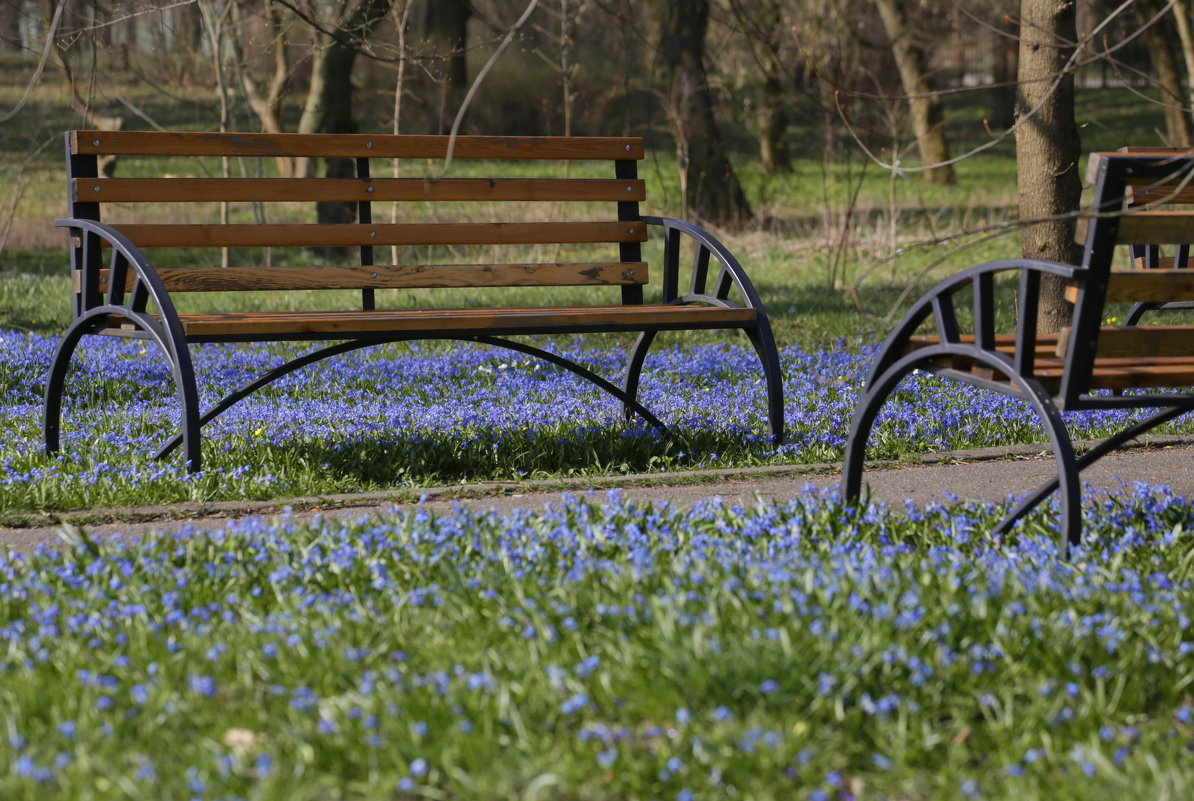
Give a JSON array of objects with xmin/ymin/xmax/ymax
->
[
  {"xmin": 162, "ymin": 325, "xmax": 202, "ymax": 473},
  {"xmin": 156, "ymin": 338, "xmax": 398, "ymax": 459},
  {"xmin": 991, "ymin": 403, "xmax": 1193, "ymax": 542},
  {"xmin": 620, "ymin": 331, "xmax": 657, "ymax": 424},
  {"xmin": 842, "ymin": 361, "xmax": 911, "ymax": 503},
  {"xmin": 988, "ymin": 378, "xmax": 1081, "ymax": 548},
  {"xmin": 744, "ymin": 321, "xmax": 785, "ymax": 444},
  {"xmin": 45, "ymin": 308, "xmax": 203, "ymax": 472},
  {"xmin": 44, "ymin": 316, "xmax": 103, "ymax": 455},
  {"xmin": 470, "ymin": 335, "xmax": 667, "ymax": 431},
  {"xmin": 843, "ymin": 348, "xmax": 1084, "ymax": 550},
  {"xmin": 1125, "ymin": 301, "xmax": 1160, "ymax": 327}
]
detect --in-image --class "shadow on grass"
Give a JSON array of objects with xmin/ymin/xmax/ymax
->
[{"xmin": 268, "ymin": 424, "xmax": 785, "ymax": 488}]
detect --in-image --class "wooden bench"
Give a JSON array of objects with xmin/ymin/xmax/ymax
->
[
  {"xmin": 45, "ymin": 130, "xmax": 784, "ymax": 472},
  {"xmin": 843, "ymin": 150, "xmax": 1194, "ymax": 548}
]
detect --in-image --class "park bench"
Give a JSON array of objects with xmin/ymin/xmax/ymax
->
[
  {"xmin": 844, "ymin": 149, "xmax": 1194, "ymax": 547},
  {"xmin": 45, "ymin": 130, "xmax": 784, "ymax": 472}
]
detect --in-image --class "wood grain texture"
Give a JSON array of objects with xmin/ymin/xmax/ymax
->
[
  {"xmin": 1131, "ymin": 256, "xmax": 1188, "ymax": 270},
  {"xmin": 1116, "ymin": 211, "xmax": 1194, "ymax": 244},
  {"xmin": 1087, "ymin": 325, "xmax": 1194, "ymax": 358},
  {"xmin": 903, "ymin": 333, "xmax": 1194, "ymax": 390},
  {"xmin": 173, "ymin": 305, "xmax": 756, "ymax": 337},
  {"xmin": 1063, "ymin": 269, "xmax": 1194, "ymax": 303},
  {"xmin": 70, "ymin": 131, "xmax": 645, "ymax": 160},
  {"xmin": 74, "ymin": 177, "xmax": 647, "ymax": 203},
  {"xmin": 112, "ymin": 221, "xmax": 647, "ymax": 248},
  {"xmin": 78, "ymin": 263, "xmax": 649, "ymax": 292},
  {"xmin": 1127, "ymin": 183, "xmax": 1194, "ymax": 206}
]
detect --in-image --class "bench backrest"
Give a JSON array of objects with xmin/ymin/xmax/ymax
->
[
  {"xmin": 1058, "ymin": 150, "xmax": 1194, "ymax": 400},
  {"xmin": 64, "ymin": 130, "xmax": 649, "ymax": 313}
]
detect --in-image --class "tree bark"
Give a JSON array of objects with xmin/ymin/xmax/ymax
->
[
  {"xmin": 419, "ymin": 0, "xmax": 471, "ymax": 134},
  {"xmin": 241, "ymin": 0, "xmax": 292, "ymax": 163},
  {"xmin": 1135, "ymin": 0, "xmax": 1193, "ymax": 147},
  {"xmin": 659, "ymin": 0, "xmax": 753, "ymax": 229},
  {"xmin": 991, "ymin": 17, "xmax": 1018, "ymax": 131},
  {"xmin": 757, "ymin": 72, "xmax": 791, "ymax": 173},
  {"xmin": 51, "ymin": 0, "xmax": 124, "ymax": 176},
  {"xmin": 1015, "ymin": 0, "xmax": 1083, "ymax": 333},
  {"xmin": 873, "ymin": 0, "xmax": 955, "ymax": 185},
  {"xmin": 0, "ymin": 0, "xmax": 20, "ymax": 51},
  {"xmin": 293, "ymin": 0, "xmax": 392, "ymax": 253},
  {"xmin": 1172, "ymin": 0, "xmax": 1194, "ymax": 132}
]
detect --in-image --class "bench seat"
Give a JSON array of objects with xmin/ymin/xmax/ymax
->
[
  {"xmin": 46, "ymin": 130, "xmax": 786, "ymax": 474},
  {"xmin": 107, "ymin": 305, "xmax": 757, "ymax": 340},
  {"xmin": 844, "ymin": 150, "xmax": 1194, "ymax": 549},
  {"xmin": 903, "ymin": 334, "xmax": 1194, "ymax": 392}
]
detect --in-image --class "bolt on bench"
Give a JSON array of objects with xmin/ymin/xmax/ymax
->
[
  {"xmin": 844, "ymin": 150, "xmax": 1194, "ymax": 547},
  {"xmin": 46, "ymin": 131, "xmax": 784, "ymax": 472}
]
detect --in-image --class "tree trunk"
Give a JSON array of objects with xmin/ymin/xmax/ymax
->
[
  {"xmin": 0, "ymin": 0, "xmax": 20, "ymax": 51},
  {"xmin": 241, "ymin": 0, "xmax": 292, "ymax": 168},
  {"xmin": 420, "ymin": 0, "xmax": 471, "ymax": 134},
  {"xmin": 873, "ymin": 0, "xmax": 955, "ymax": 185},
  {"xmin": 51, "ymin": 0, "xmax": 124, "ymax": 176},
  {"xmin": 1169, "ymin": 0, "xmax": 1194, "ymax": 140},
  {"xmin": 991, "ymin": 18, "xmax": 1018, "ymax": 131},
  {"xmin": 734, "ymin": 0, "xmax": 791, "ymax": 173},
  {"xmin": 294, "ymin": 0, "xmax": 392, "ymax": 254},
  {"xmin": 1135, "ymin": 0, "xmax": 1193, "ymax": 147},
  {"xmin": 660, "ymin": 0, "xmax": 753, "ymax": 229},
  {"xmin": 1016, "ymin": 0, "xmax": 1083, "ymax": 333},
  {"xmin": 758, "ymin": 72, "xmax": 791, "ymax": 173}
]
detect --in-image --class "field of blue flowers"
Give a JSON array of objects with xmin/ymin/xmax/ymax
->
[
  {"xmin": 5, "ymin": 331, "xmax": 1194, "ymax": 798},
  {"xmin": 6, "ymin": 329, "xmax": 1194, "ymax": 514},
  {"xmin": 2, "ymin": 490, "xmax": 1193, "ymax": 799}
]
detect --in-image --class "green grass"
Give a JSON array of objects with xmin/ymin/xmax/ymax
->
[{"xmin": 1, "ymin": 491, "xmax": 1192, "ymax": 799}]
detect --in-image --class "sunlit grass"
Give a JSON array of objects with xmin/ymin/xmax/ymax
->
[{"xmin": 1, "ymin": 490, "xmax": 1193, "ymax": 799}]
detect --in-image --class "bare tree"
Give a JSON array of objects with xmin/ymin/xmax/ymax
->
[
  {"xmin": 1016, "ymin": 0, "xmax": 1082, "ymax": 333},
  {"xmin": 725, "ymin": 0, "xmax": 792, "ymax": 173},
  {"xmin": 0, "ymin": 0, "xmax": 20, "ymax": 51},
  {"xmin": 1133, "ymin": 0, "xmax": 1193, "ymax": 146},
  {"xmin": 240, "ymin": 0, "xmax": 293, "ymax": 146},
  {"xmin": 990, "ymin": 13, "xmax": 1017, "ymax": 130},
  {"xmin": 415, "ymin": 0, "xmax": 471, "ymax": 134},
  {"xmin": 872, "ymin": 0, "xmax": 955, "ymax": 184},
  {"xmin": 658, "ymin": 0, "xmax": 753, "ymax": 229}
]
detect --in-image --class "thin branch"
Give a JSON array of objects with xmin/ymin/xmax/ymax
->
[
  {"xmin": 0, "ymin": 0, "xmax": 68, "ymax": 124},
  {"xmin": 441, "ymin": 0, "xmax": 543, "ymax": 176}
]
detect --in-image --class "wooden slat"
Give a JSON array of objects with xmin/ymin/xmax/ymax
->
[
  {"xmin": 1086, "ymin": 149, "xmax": 1194, "ymax": 183},
  {"xmin": 1064, "ymin": 269, "xmax": 1194, "ymax": 303},
  {"xmin": 74, "ymin": 177, "xmax": 647, "ymax": 203},
  {"xmin": 71, "ymin": 131, "xmax": 645, "ymax": 160},
  {"xmin": 1116, "ymin": 211, "xmax": 1194, "ymax": 245},
  {"xmin": 1132, "ymin": 256, "xmax": 1186, "ymax": 270},
  {"xmin": 111, "ymin": 221, "xmax": 647, "ymax": 248},
  {"xmin": 1035, "ymin": 358, "xmax": 1194, "ymax": 390},
  {"xmin": 1126, "ymin": 183, "xmax": 1194, "ymax": 206},
  {"xmin": 77, "ymin": 262, "xmax": 649, "ymax": 293},
  {"xmin": 1088, "ymin": 325, "xmax": 1194, "ymax": 358},
  {"xmin": 169, "ymin": 305, "xmax": 756, "ymax": 337},
  {"xmin": 902, "ymin": 334, "xmax": 1194, "ymax": 391}
]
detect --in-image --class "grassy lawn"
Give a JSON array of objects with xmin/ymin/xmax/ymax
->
[
  {"xmin": 5, "ymin": 67, "xmax": 1194, "ymax": 799},
  {"xmin": 2, "ymin": 491, "xmax": 1193, "ymax": 799}
]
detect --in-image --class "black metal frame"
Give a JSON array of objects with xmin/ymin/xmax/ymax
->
[
  {"xmin": 46, "ymin": 133, "xmax": 785, "ymax": 474},
  {"xmin": 843, "ymin": 154, "xmax": 1194, "ymax": 549}
]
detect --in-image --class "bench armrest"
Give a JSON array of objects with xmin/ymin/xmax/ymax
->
[
  {"xmin": 54, "ymin": 217, "xmax": 181, "ymax": 327},
  {"xmin": 868, "ymin": 258, "xmax": 1086, "ymax": 389},
  {"xmin": 641, "ymin": 216, "xmax": 767, "ymax": 311}
]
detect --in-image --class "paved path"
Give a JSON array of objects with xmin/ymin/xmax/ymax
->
[{"xmin": 6, "ymin": 437, "xmax": 1194, "ymax": 550}]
